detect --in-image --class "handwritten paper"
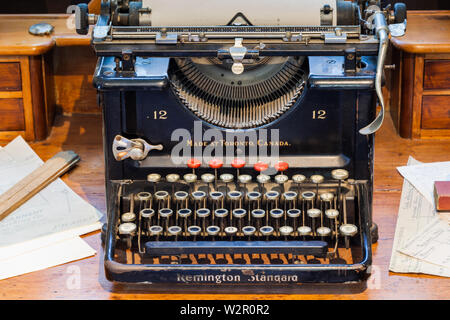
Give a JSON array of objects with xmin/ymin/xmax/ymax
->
[
  {"xmin": 389, "ymin": 157, "xmax": 450, "ymax": 277},
  {"xmin": 0, "ymin": 136, "xmax": 102, "ymax": 247},
  {"xmin": 399, "ymin": 216, "xmax": 450, "ymax": 270}
]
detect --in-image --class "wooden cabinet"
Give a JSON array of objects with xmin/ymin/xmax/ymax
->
[{"xmin": 390, "ymin": 11, "xmax": 450, "ymax": 139}]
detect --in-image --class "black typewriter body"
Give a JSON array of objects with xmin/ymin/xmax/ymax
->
[{"xmin": 75, "ymin": 0, "xmax": 407, "ymax": 285}]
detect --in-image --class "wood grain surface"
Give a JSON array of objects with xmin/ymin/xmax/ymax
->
[
  {"xmin": 391, "ymin": 11, "xmax": 450, "ymax": 54},
  {"xmin": 0, "ymin": 113, "xmax": 449, "ymax": 299}
]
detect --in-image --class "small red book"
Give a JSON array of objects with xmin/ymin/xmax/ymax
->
[{"xmin": 434, "ymin": 181, "xmax": 450, "ymax": 211}]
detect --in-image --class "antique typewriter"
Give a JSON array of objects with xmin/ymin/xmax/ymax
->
[{"xmin": 74, "ymin": 0, "xmax": 406, "ymax": 284}]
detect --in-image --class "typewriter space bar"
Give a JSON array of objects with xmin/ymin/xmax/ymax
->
[{"xmin": 145, "ymin": 241, "xmax": 328, "ymax": 256}]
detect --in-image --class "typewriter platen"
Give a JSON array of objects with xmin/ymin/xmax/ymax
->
[{"xmin": 74, "ymin": 0, "xmax": 406, "ymax": 284}]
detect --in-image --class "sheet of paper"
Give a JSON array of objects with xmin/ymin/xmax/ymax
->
[
  {"xmin": 0, "ymin": 136, "xmax": 102, "ymax": 247},
  {"xmin": 399, "ymin": 216, "xmax": 450, "ymax": 270},
  {"xmin": 0, "ymin": 233, "xmax": 96, "ymax": 280},
  {"xmin": 389, "ymin": 157, "xmax": 450, "ymax": 277},
  {"xmin": 397, "ymin": 160, "xmax": 450, "ymax": 206}
]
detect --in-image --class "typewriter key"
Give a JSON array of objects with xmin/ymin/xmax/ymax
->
[
  {"xmin": 287, "ymin": 208, "xmax": 301, "ymax": 232},
  {"xmin": 201, "ymin": 173, "xmax": 215, "ymax": 186},
  {"xmin": 224, "ymin": 226, "xmax": 238, "ymax": 240},
  {"xmin": 307, "ymin": 208, "xmax": 321, "ymax": 218},
  {"xmin": 231, "ymin": 158, "xmax": 246, "ymax": 178},
  {"xmin": 274, "ymin": 174, "xmax": 289, "ymax": 185},
  {"xmin": 233, "ymin": 208, "xmax": 247, "ymax": 218},
  {"xmin": 147, "ymin": 173, "xmax": 161, "ymax": 183},
  {"xmin": 317, "ymin": 226, "xmax": 332, "ymax": 237},
  {"xmin": 257, "ymin": 174, "xmax": 270, "ymax": 184},
  {"xmin": 183, "ymin": 173, "xmax": 197, "ymax": 184},
  {"xmin": 206, "ymin": 225, "xmax": 220, "ymax": 237},
  {"xmin": 166, "ymin": 173, "xmax": 180, "ymax": 183},
  {"xmin": 187, "ymin": 158, "xmax": 201, "ymax": 174},
  {"xmin": 301, "ymin": 191, "xmax": 316, "ymax": 201},
  {"xmin": 310, "ymin": 175, "xmax": 324, "ymax": 184},
  {"xmin": 260, "ymin": 226, "xmax": 274, "ymax": 239},
  {"xmin": 237, "ymin": 174, "xmax": 252, "ymax": 185},
  {"xmin": 168, "ymin": 226, "xmax": 182, "ymax": 241},
  {"xmin": 340, "ymin": 224, "xmax": 358, "ymax": 237},
  {"xmin": 283, "ymin": 191, "xmax": 298, "ymax": 201},
  {"xmin": 197, "ymin": 208, "xmax": 211, "ymax": 218},
  {"xmin": 297, "ymin": 225, "xmax": 312, "ymax": 236},
  {"xmin": 325, "ymin": 209, "xmax": 339, "ymax": 219},
  {"xmin": 279, "ymin": 225, "xmax": 294, "ymax": 237},
  {"xmin": 320, "ymin": 192, "xmax": 334, "ymax": 202},
  {"xmin": 140, "ymin": 208, "xmax": 155, "ymax": 218},
  {"xmin": 174, "ymin": 191, "xmax": 189, "ymax": 201},
  {"xmin": 251, "ymin": 208, "xmax": 266, "ymax": 219},
  {"xmin": 247, "ymin": 191, "xmax": 261, "ymax": 201},
  {"xmin": 292, "ymin": 174, "xmax": 307, "ymax": 184},
  {"xmin": 121, "ymin": 212, "xmax": 136, "ymax": 223},
  {"xmin": 149, "ymin": 225, "xmax": 163, "ymax": 236},
  {"xmin": 228, "ymin": 191, "xmax": 243, "ymax": 201},
  {"xmin": 331, "ymin": 169, "xmax": 349, "ymax": 181},
  {"xmin": 270, "ymin": 208, "xmax": 284, "ymax": 218},
  {"xmin": 178, "ymin": 208, "xmax": 192, "ymax": 218},
  {"xmin": 187, "ymin": 226, "xmax": 202, "ymax": 240},
  {"xmin": 154, "ymin": 190, "xmax": 169, "ymax": 201},
  {"xmin": 137, "ymin": 192, "xmax": 152, "ymax": 201},
  {"xmin": 220, "ymin": 173, "xmax": 234, "ymax": 183},
  {"xmin": 253, "ymin": 162, "xmax": 269, "ymax": 173},
  {"xmin": 159, "ymin": 208, "xmax": 173, "ymax": 218},
  {"xmin": 265, "ymin": 191, "xmax": 280, "ymax": 201},
  {"xmin": 214, "ymin": 208, "xmax": 229, "ymax": 218},
  {"xmin": 192, "ymin": 191, "xmax": 207, "ymax": 201},
  {"xmin": 242, "ymin": 226, "xmax": 256, "ymax": 240},
  {"xmin": 119, "ymin": 222, "xmax": 137, "ymax": 235},
  {"xmin": 209, "ymin": 158, "xmax": 223, "ymax": 188},
  {"xmin": 210, "ymin": 191, "xmax": 224, "ymax": 201}
]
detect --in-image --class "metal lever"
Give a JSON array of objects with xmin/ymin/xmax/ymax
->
[
  {"xmin": 229, "ymin": 38, "xmax": 247, "ymax": 75},
  {"xmin": 359, "ymin": 12, "xmax": 389, "ymax": 136},
  {"xmin": 112, "ymin": 135, "xmax": 163, "ymax": 161}
]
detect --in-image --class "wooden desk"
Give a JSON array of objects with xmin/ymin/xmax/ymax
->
[
  {"xmin": 0, "ymin": 14, "xmax": 93, "ymax": 141},
  {"xmin": 390, "ymin": 11, "xmax": 450, "ymax": 139},
  {"xmin": 0, "ymin": 112, "xmax": 449, "ymax": 300}
]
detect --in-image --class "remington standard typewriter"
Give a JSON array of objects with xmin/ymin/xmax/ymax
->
[{"xmin": 74, "ymin": 0, "xmax": 406, "ymax": 284}]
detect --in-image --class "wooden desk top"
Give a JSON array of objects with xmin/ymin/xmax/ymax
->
[
  {"xmin": 0, "ymin": 14, "xmax": 90, "ymax": 56},
  {"xmin": 0, "ymin": 113, "xmax": 449, "ymax": 300},
  {"xmin": 391, "ymin": 10, "xmax": 450, "ymax": 54}
]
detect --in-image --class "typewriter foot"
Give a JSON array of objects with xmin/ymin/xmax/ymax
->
[{"xmin": 370, "ymin": 223, "xmax": 379, "ymax": 244}]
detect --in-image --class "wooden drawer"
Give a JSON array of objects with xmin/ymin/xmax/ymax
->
[
  {"xmin": 424, "ymin": 60, "xmax": 450, "ymax": 90},
  {"xmin": 0, "ymin": 63, "xmax": 22, "ymax": 91},
  {"xmin": 0, "ymin": 98, "xmax": 25, "ymax": 131},
  {"xmin": 422, "ymin": 96, "xmax": 450, "ymax": 129}
]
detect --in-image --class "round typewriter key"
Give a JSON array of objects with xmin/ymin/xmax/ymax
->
[
  {"xmin": 340, "ymin": 224, "xmax": 358, "ymax": 237},
  {"xmin": 283, "ymin": 191, "xmax": 298, "ymax": 201},
  {"xmin": 166, "ymin": 173, "xmax": 180, "ymax": 183},
  {"xmin": 279, "ymin": 225, "xmax": 294, "ymax": 236},
  {"xmin": 118, "ymin": 222, "xmax": 137, "ymax": 235},
  {"xmin": 292, "ymin": 174, "xmax": 306, "ymax": 184},
  {"xmin": 247, "ymin": 191, "xmax": 261, "ymax": 201},
  {"xmin": 317, "ymin": 226, "xmax": 332, "ymax": 237},
  {"xmin": 270, "ymin": 209, "xmax": 284, "ymax": 218},
  {"xmin": 224, "ymin": 226, "xmax": 238, "ymax": 236},
  {"xmin": 183, "ymin": 173, "xmax": 197, "ymax": 184},
  {"xmin": 228, "ymin": 191, "xmax": 242, "ymax": 200},
  {"xmin": 147, "ymin": 173, "xmax": 161, "ymax": 183},
  {"xmin": 201, "ymin": 173, "xmax": 215, "ymax": 184},
  {"xmin": 251, "ymin": 209, "xmax": 266, "ymax": 218},
  {"xmin": 178, "ymin": 208, "xmax": 192, "ymax": 218},
  {"xmin": 301, "ymin": 191, "xmax": 316, "ymax": 201},
  {"xmin": 242, "ymin": 226, "xmax": 256, "ymax": 236},
  {"xmin": 174, "ymin": 191, "xmax": 189, "ymax": 201},
  {"xmin": 238, "ymin": 174, "xmax": 252, "ymax": 184},
  {"xmin": 154, "ymin": 190, "xmax": 169, "ymax": 200},
  {"xmin": 187, "ymin": 226, "xmax": 202, "ymax": 236},
  {"xmin": 232, "ymin": 208, "xmax": 247, "ymax": 218},
  {"xmin": 159, "ymin": 208, "xmax": 173, "ymax": 218},
  {"xmin": 140, "ymin": 208, "xmax": 155, "ymax": 218},
  {"xmin": 197, "ymin": 208, "xmax": 211, "ymax": 218},
  {"xmin": 253, "ymin": 162, "xmax": 269, "ymax": 172},
  {"xmin": 168, "ymin": 226, "xmax": 182, "ymax": 236},
  {"xmin": 187, "ymin": 158, "xmax": 201, "ymax": 169},
  {"xmin": 207, "ymin": 225, "xmax": 220, "ymax": 236},
  {"xmin": 265, "ymin": 191, "xmax": 280, "ymax": 200},
  {"xmin": 287, "ymin": 208, "xmax": 301, "ymax": 218},
  {"xmin": 297, "ymin": 225, "xmax": 312, "ymax": 236},
  {"xmin": 257, "ymin": 174, "xmax": 270, "ymax": 184},
  {"xmin": 137, "ymin": 192, "xmax": 152, "ymax": 201},
  {"xmin": 121, "ymin": 212, "xmax": 136, "ymax": 222},
  {"xmin": 210, "ymin": 192, "xmax": 224, "ymax": 202},
  {"xmin": 192, "ymin": 191, "xmax": 206, "ymax": 201},
  {"xmin": 307, "ymin": 208, "xmax": 321, "ymax": 218},
  {"xmin": 275, "ymin": 161, "xmax": 289, "ymax": 172},
  {"xmin": 231, "ymin": 158, "xmax": 246, "ymax": 169},
  {"xmin": 331, "ymin": 169, "xmax": 349, "ymax": 181},
  {"xmin": 260, "ymin": 226, "xmax": 274, "ymax": 236},
  {"xmin": 214, "ymin": 208, "xmax": 229, "ymax": 218},
  {"xmin": 325, "ymin": 209, "xmax": 339, "ymax": 219},
  {"xmin": 310, "ymin": 175, "xmax": 324, "ymax": 184},
  {"xmin": 149, "ymin": 225, "xmax": 163, "ymax": 236},
  {"xmin": 220, "ymin": 173, "xmax": 234, "ymax": 183},
  {"xmin": 275, "ymin": 174, "xmax": 289, "ymax": 184},
  {"xmin": 208, "ymin": 158, "xmax": 223, "ymax": 169},
  {"xmin": 320, "ymin": 192, "xmax": 334, "ymax": 202}
]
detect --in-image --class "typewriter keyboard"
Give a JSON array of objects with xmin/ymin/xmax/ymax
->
[{"xmin": 111, "ymin": 161, "xmax": 367, "ymax": 266}]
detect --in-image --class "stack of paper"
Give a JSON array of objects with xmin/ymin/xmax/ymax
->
[
  {"xmin": 0, "ymin": 136, "xmax": 103, "ymax": 280},
  {"xmin": 389, "ymin": 157, "xmax": 450, "ymax": 277}
]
